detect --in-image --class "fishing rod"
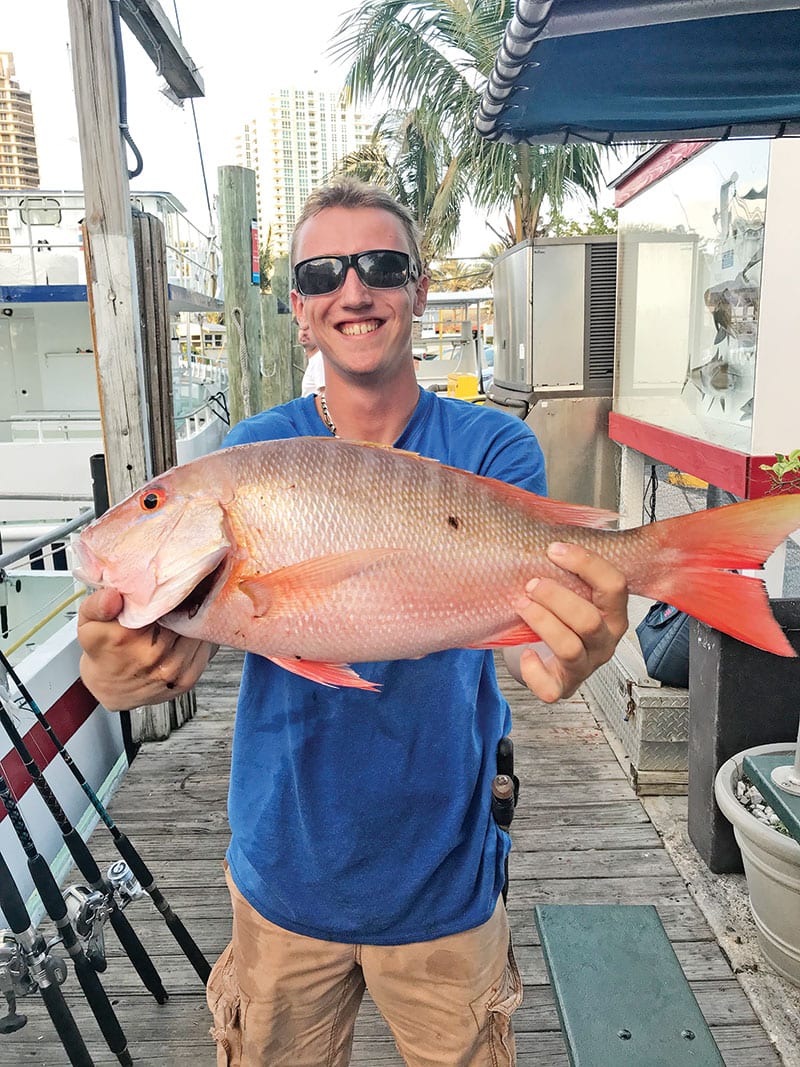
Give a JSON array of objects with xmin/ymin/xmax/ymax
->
[
  {"xmin": 0, "ymin": 850, "xmax": 95, "ymax": 1067},
  {"xmin": 0, "ymin": 771, "xmax": 133, "ymax": 1066},
  {"xmin": 0, "ymin": 647, "xmax": 212, "ymax": 985},
  {"xmin": 0, "ymin": 688, "xmax": 168, "ymax": 1003}
]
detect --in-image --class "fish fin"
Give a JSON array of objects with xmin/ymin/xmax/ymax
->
[
  {"xmin": 658, "ymin": 571, "xmax": 794, "ymax": 658},
  {"xmin": 334, "ymin": 441, "xmax": 618, "ymax": 529},
  {"xmin": 239, "ymin": 549, "xmax": 403, "ymax": 616},
  {"xmin": 267, "ymin": 655, "xmax": 380, "ymax": 691},
  {"xmin": 633, "ymin": 495, "xmax": 800, "ymax": 657},
  {"xmin": 466, "ymin": 621, "xmax": 543, "ymax": 649},
  {"xmin": 481, "ymin": 480, "xmax": 618, "ymax": 529}
]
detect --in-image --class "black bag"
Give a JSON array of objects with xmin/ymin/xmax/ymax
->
[{"xmin": 635, "ymin": 602, "xmax": 690, "ymax": 687}]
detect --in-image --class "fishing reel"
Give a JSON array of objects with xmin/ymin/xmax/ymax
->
[
  {"xmin": 62, "ymin": 884, "xmax": 110, "ymax": 972},
  {"xmin": 107, "ymin": 859, "xmax": 146, "ymax": 908},
  {"xmin": 0, "ymin": 930, "xmax": 67, "ymax": 1033}
]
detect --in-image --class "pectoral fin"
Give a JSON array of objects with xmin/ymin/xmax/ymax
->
[
  {"xmin": 467, "ymin": 621, "xmax": 543, "ymax": 649},
  {"xmin": 238, "ymin": 548, "xmax": 406, "ymax": 617},
  {"xmin": 267, "ymin": 655, "xmax": 380, "ymax": 691}
]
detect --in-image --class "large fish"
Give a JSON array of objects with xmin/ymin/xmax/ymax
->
[{"xmin": 73, "ymin": 438, "xmax": 800, "ymax": 691}]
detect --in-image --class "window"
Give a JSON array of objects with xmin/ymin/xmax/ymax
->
[{"xmin": 19, "ymin": 196, "xmax": 61, "ymax": 225}]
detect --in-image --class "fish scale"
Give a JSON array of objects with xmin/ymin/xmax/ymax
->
[{"xmin": 73, "ymin": 438, "xmax": 800, "ymax": 690}]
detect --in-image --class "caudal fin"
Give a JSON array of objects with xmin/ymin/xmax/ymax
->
[{"xmin": 634, "ymin": 494, "xmax": 800, "ymax": 657}]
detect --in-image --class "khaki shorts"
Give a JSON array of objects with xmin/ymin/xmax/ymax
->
[{"xmin": 207, "ymin": 865, "xmax": 522, "ymax": 1067}]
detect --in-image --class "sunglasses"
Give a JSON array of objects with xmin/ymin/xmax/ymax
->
[{"xmin": 293, "ymin": 249, "xmax": 419, "ymax": 297}]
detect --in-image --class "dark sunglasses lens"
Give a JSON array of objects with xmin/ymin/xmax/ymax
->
[
  {"xmin": 358, "ymin": 251, "xmax": 410, "ymax": 288},
  {"xmin": 296, "ymin": 257, "xmax": 344, "ymax": 295}
]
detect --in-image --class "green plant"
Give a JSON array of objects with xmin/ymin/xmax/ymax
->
[{"xmin": 759, "ymin": 450, "xmax": 800, "ymax": 494}]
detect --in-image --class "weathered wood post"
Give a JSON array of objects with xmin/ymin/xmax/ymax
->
[
  {"xmin": 67, "ymin": 0, "xmax": 197, "ymax": 740},
  {"xmin": 132, "ymin": 210, "xmax": 197, "ymax": 738},
  {"xmin": 260, "ymin": 292, "xmax": 294, "ymax": 407},
  {"xmin": 217, "ymin": 167, "xmax": 263, "ymax": 425},
  {"xmin": 67, "ymin": 0, "xmax": 151, "ymax": 500}
]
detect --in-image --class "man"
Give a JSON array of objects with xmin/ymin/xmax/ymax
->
[
  {"xmin": 78, "ymin": 179, "xmax": 629, "ymax": 1066},
  {"xmin": 298, "ymin": 321, "xmax": 326, "ymax": 398}
]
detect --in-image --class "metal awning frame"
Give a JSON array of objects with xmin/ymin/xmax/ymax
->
[{"xmin": 476, "ymin": 0, "xmax": 800, "ymax": 145}]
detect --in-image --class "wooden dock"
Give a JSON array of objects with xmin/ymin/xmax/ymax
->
[{"xmin": 7, "ymin": 649, "xmax": 785, "ymax": 1064}]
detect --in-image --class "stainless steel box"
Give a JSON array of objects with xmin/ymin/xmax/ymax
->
[
  {"xmin": 582, "ymin": 635, "xmax": 689, "ymax": 794},
  {"xmin": 492, "ymin": 236, "xmax": 617, "ymax": 396}
]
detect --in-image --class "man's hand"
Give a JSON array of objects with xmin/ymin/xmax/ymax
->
[
  {"xmin": 504, "ymin": 542, "xmax": 629, "ymax": 704},
  {"xmin": 78, "ymin": 588, "xmax": 214, "ymax": 711}
]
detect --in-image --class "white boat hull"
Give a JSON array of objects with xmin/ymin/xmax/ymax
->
[{"xmin": 1, "ymin": 620, "xmax": 128, "ymax": 926}]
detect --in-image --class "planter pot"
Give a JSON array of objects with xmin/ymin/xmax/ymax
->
[{"xmin": 714, "ymin": 743, "xmax": 800, "ymax": 986}]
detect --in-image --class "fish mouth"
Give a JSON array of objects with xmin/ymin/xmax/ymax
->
[{"xmin": 167, "ymin": 559, "xmax": 228, "ymax": 621}]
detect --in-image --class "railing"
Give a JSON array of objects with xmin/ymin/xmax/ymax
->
[
  {"xmin": 174, "ymin": 392, "xmax": 230, "ymax": 442},
  {"xmin": 1, "ymin": 356, "xmax": 229, "ymax": 445},
  {"xmin": 0, "ymin": 510, "xmax": 95, "ymax": 659},
  {"xmin": 0, "ymin": 191, "xmax": 221, "ymax": 299},
  {"xmin": 1, "ymin": 414, "xmax": 102, "ymax": 442}
]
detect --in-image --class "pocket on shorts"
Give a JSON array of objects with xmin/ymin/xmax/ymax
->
[
  {"xmin": 470, "ymin": 938, "xmax": 523, "ymax": 1065},
  {"xmin": 207, "ymin": 941, "xmax": 247, "ymax": 1067}
]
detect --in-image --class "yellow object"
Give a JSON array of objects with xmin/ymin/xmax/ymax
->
[
  {"xmin": 667, "ymin": 472, "xmax": 708, "ymax": 490},
  {"xmin": 3, "ymin": 588, "xmax": 87, "ymax": 657},
  {"xmin": 447, "ymin": 373, "xmax": 482, "ymax": 402}
]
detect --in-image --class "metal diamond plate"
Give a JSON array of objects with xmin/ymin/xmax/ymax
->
[{"xmin": 584, "ymin": 647, "xmax": 689, "ymax": 772}]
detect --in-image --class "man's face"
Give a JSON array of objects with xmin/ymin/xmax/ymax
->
[{"xmin": 291, "ymin": 206, "xmax": 428, "ymax": 384}]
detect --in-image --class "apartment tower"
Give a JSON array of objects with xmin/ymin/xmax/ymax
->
[
  {"xmin": 235, "ymin": 88, "xmax": 372, "ymax": 257},
  {"xmin": 0, "ymin": 52, "xmax": 40, "ymax": 251}
]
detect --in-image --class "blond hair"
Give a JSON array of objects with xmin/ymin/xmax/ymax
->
[{"xmin": 290, "ymin": 178, "xmax": 424, "ymax": 276}]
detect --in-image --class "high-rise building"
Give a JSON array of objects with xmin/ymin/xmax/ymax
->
[
  {"xmin": 0, "ymin": 52, "xmax": 40, "ymax": 253},
  {"xmin": 234, "ymin": 88, "xmax": 373, "ymax": 258},
  {"xmin": 0, "ymin": 52, "xmax": 40, "ymax": 188}
]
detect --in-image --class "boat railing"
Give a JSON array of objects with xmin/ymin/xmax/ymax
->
[
  {"xmin": 1, "ymin": 413, "xmax": 102, "ymax": 442},
  {"xmin": 0, "ymin": 510, "xmax": 95, "ymax": 573},
  {"xmin": 1, "ymin": 399, "xmax": 226, "ymax": 446},
  {"xmin": 174, "ymin": 392, "xmax": 230, "ymax": 442},
  {"xmin": 0, "ymin": 191, "xmax": 221, "ymax": 300},
  {"xmin": 0, "ymin": 510, "xmax": 95, "ymax": 660}
]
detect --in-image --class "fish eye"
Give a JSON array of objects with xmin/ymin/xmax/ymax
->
[{"xmin": 139, "ymin": 488, "xmax": 165, "ymax": 512}]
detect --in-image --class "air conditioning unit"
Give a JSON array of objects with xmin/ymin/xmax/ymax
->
[{"xmin": 492, "ymin": 236, "xmax": 617, "ymax": 397}]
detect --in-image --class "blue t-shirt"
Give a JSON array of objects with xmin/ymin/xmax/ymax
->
[{"xmin": 222, "ymin": 388, "xmax": 546, "ymax": 945}]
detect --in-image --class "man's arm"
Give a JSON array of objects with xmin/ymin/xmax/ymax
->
[
  {"xmin": 504, "ymin": 541, "xmax": 628, "ymax": 704},
  {"xmin": 78, "ymin": 588, "xmax": 215, "ymax": 711}
]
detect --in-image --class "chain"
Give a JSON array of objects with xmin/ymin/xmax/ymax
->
[{"xmin": 319, "ymin": 393, "xmax": 337, "ymax": 437}]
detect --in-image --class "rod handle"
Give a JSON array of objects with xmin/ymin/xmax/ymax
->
[
  {"xmin": 64, "ymin": 828, "xmax": 103, "ymax": 885},
  {"xmin": 40, "ymin": 980, "xmax": 96, "ymax": 1067},
  {"xmin": 114, "ymin": 832, "xmax": 210, "ymax": 984},
  {"xmin": 108, "ymin": 907, "xmax": 169, "ymax": 1003},
  {"xmin": 0, "ymin": 854, "xmax": 32, "ymax": 934},
  {"xmin": 73, "ymin": 951, "xmax": 133, "ymax": 1065}
]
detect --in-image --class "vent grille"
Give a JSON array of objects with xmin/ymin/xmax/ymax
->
[{"xmin": 587, "ymin": 243, "xmax": 617, "ymax": 383}]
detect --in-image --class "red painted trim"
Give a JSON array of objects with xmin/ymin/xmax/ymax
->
[
  {"xmin": 0, "ymin": 679, "xmax": 99, "ymax": 811},
  {"xmin": 609, "ymin": 413, "xmax": 749, "ymax": 495},
  {"xmin": 614, "ymin": 141, "xmax": 709, "ymax": 208},
  {"xmin": 608, "ymin": 414, "xmax": 800, "ymax": 501}
]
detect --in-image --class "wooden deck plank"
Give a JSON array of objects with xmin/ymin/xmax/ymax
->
[{"xmin": 3, "ymin": 648, "xmax": 784, "ymax": 1065}]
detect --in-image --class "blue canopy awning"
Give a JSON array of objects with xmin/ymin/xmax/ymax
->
[{"xmin": 476, "ymin": 1, "xmax": 800, "ymax": 145}]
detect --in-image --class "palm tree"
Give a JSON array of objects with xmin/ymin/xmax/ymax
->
[
  {"xmin": 332, "ymin": 105, "xmax": 468, "ymax": 262},
  {"xmin": 332, "ymin": 0, "xmax": 611, "ymax": 245}
]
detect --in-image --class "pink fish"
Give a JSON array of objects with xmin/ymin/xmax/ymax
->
[{"xmin": 73, "ymin": 438, "xmax": 800, "ymax": 690}]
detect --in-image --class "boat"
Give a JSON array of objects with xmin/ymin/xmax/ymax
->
[
  {"xmin": 0, "ymin": 188, "xmax": 227, "ymax": 923},
  {"xmin": 413, "ymin": 287, "xmax": 494, "ymax": 396}
]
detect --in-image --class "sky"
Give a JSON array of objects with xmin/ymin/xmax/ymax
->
[{"xmin": 2, "ymin": 2, "xmax": 507, "ymax": 255}]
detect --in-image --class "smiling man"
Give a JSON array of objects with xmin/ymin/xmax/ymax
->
[{"xmin": 77, "ymin": 179, "xmax": 629, "ymax": 1066}]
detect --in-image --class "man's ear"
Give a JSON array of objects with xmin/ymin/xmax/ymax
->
[
  {"xmin": 290, "ymin": 289, "xmax": 305, "ymax": 321},
  {"xmin": 412, "ymin": 273, "xmax": 430, "ymax": 318}
]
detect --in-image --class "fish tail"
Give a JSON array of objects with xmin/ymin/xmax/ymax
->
[{"xmin": 631, "ymin": 495, "xmax": 800, "ymax": 657}]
